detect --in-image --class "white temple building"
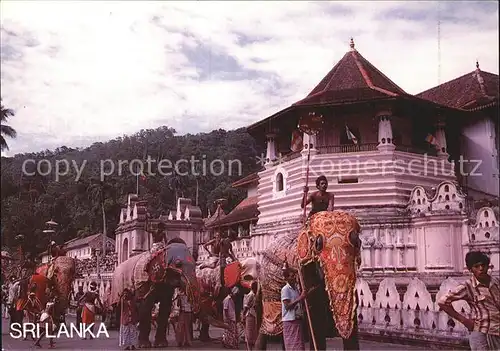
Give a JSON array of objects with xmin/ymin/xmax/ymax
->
[{"xmin": 111, "ymin": 40, "xmax": 498, "ymax": 347}]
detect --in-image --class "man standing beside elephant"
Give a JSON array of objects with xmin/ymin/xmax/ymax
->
[
  {"xmin": 73, "ymin": 285, "xmax": 85, "ymax": 327},
  {"xmin": 7, "ymin": 275, "xmax": 22, "ymax": 329},
  {"xmin": 79, "ymin": 281, "xmax": 103, "ymax": 339},
  {"xmin": 281, "ymin": 265, "xmax": 317, "ymax": 351}
]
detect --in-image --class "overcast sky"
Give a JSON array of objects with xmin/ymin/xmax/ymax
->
[{"xmin": 1, "ymin": 1, "xmax": 498, "ymax": 156}]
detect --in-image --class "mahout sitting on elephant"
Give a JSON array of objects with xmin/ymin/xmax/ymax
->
[
  {"xmin": 199, "ymin": 231, "xmax": 237, "ymax": 285},
  {"xmin": 255, "ymin": 210, "xmax": 362, "ymax": 350},
  {"xmin": 109, "ymin": 238, "xmax": 201, "ymax": 349}
]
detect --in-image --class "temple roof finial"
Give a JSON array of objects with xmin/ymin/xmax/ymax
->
[
  {"xmin": 476, "ymin": 60, "xmax": 480, "ymax": 70},
  {"xmin": 350, "ymin": 38, "xmax": 355, "ymax": 51}
]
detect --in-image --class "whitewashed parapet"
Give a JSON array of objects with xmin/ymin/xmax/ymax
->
[
  {"xmin": 407, "ymin": 181, "xmax": 466, "ymax": 216},
  {"xmin": 356, "ymin": 277, "xmax": 469, "ymax": 347},
  {"xmin": 463, "ymin": 207, "xmax": 499, "ymax": 273},
  {"xmin": 435, "ymin": 278, "xmax": 471, "ymax": 334},
  {"xmin": 471, "ymin": 207, "xmax": 499, "ymax": 242},
  {"xmin": 70, "ymin": 275, "xmax": 113, "ymax": 313}
]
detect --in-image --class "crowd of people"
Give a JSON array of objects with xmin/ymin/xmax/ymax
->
[
  {"xmin": 1, "ymin": 175, "xmax": 498, "ymax": 351},
  {"xmin": 75, "ymin": 253, "xmax": 117, "ymax": 277}
]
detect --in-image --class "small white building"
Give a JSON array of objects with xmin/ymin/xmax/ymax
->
[{"xmin": 40, "ymin": 233, "xmax": 115, "ymax": 263}]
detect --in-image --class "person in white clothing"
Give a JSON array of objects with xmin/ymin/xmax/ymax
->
[
  {"xmin": 281, "ymin": 263, "xmax": 316, "ymax": 351},
  {"xmin": 243, "ymin": 282, "xmax": 258, "ymax": 350}
]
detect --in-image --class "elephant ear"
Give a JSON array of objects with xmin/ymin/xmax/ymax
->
[
  {"xmin": 224, "ymin": 261, "xmax": 241, "ymax": 289},
  {"xmin": 146, "ymin": 248, "xmax": 168, "ymax": 283}
]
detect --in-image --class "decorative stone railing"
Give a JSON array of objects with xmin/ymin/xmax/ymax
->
[
  {"xmin": 356, "ymin": 277, "xmax": 471, "ymax": 348},
  {"xmin": 318, "ymin": 143, "xmax": 379, "ymax": 154}
]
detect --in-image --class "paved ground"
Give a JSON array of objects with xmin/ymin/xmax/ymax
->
[{"xmin": 1, "ymin": 315, "xmax": 427, "ymax": 350}]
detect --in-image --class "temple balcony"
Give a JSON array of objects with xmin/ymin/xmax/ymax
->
[
  {"xmin": 254, "ymin": 146, "xmax": 457, "ymax": 229},
  {"xmin": 269, "ymin": 142, "xmax": 438, "ymax": 167}
]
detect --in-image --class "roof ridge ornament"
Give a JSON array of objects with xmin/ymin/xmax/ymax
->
[
  {"xmin": 350, "ymin": 37, "xmax": 356, "ymax": 51},
  {"xmin": 476, "ymin": 60, "xmax": 480, "ymax": 70}
]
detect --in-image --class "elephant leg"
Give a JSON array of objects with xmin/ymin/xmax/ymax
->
[
  {"xmin": 199, "ymin": 321, "xmax": 210, "ymax": 341},
  {"xmin": 153, "ymin": 289, "xmax": 173, "ymax": 348},
  {"xmin": 341, "ymin": 316, "xmax": 360, "ymax": 351},
  {"xmin": 137, "ymin": 292, "xmax": 156, "ymax": 348},
  {"xmin": 255, "ymin": 332, "xmax": 268, "ymax": 350}
]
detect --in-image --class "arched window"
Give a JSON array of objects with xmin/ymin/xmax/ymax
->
[
  {"xmin": 273, "ymin": 167, "xmax": 288, "ymax": 199},
  {"xmin": 122, "ymin": 238, "xmax": 129, "ymax": 263},
  {"xmin": 276, "ymin": 173, "xmax": 284, "ymax": 191}
]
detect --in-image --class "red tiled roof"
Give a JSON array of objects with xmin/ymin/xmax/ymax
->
[
  {"xmin": 416, "ymin": 65, "xmax": 499, "ymax": 111},
  {"xmin": 293, "ymin": 41, "xmax": 407, "ymax": 106},
  {"xmin": 208, "ymin": 196, "xmax": 259, "ymax": 227},
  {"xmin": 231, "ymin": 171, "xmax": 260, "ymax": 188},
  {"xmin": 204, "ymin": 205, "xmax": 226, "ymax": 227}
]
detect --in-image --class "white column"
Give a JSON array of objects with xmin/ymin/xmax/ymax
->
[
  {"xmin": 377, "ymin": 112, "xmax": 395, "ymax": 152},
  {"xmin": 374, "ymin": 242, "xmax": 383, "ymax": 269},
  {"xmin": 265, "ymin": 133, "xmax": 277, "ymax": 168},
  {"xmin": 301, "ymin": 133, "xmax": 318, "ymax": 158},
  {"xmin": 435, "ymin": 120, "xmax": 449, "ymax": 158}
]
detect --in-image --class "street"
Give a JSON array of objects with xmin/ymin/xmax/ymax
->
[{"xmin": 1, "ymin": 315, "xmax": 427, "ymax": 350}]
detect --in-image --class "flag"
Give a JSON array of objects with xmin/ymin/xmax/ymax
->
[
  {"xmin": 290, "ymin": 129, "xmax": 303, "ymax": 152},
  {"xmin": 345, "ymin": 125, "xmax": 358, "ymax": 145},
  {"xmin": 425, "ymin": 134, "xmax": 439, "ymax": 147}
]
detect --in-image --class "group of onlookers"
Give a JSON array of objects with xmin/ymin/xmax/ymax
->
[
  {"xmin": 221, "ymin": 282, "xmax": 259, "ymax": 350},
  {"xmin": 278, "ymin": 250, "xmax": 499, "ymax": 351}
]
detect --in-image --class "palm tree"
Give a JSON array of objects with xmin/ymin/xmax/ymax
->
[
  {"xmin": 1, "ymin": 99, "xmax": 17, "ymax": 151},
  {"xmin": 87, "ymin": 178, "xmax": 112, "ymax": 255}
]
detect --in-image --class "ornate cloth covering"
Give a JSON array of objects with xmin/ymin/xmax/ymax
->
[
  {"xmin": 259, "ymin": 231, "xmax": 298, "ymax": 336},
  {"xmin": 146, "ymin": 248, "xmax": 167, "ymax": 283},
  {"xmin": 109, "ymin": 253, "xmax": 148, "ymax": 305},
  {"xmin": 224, "ymin": 261, "xmax": 241, "ymax": 289},
  {"xmin": 297, "ymin": 211, "xmax": 360, "ymax": 339},
  {"xmin": 37, "ymin": 256, "xmax": 76, "ymax": 308},
  {"xmin": 261, "ymin": 301, "xmax": 283, "ymax": 335}
]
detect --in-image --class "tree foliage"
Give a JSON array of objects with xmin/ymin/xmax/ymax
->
[
  {"xmin": 1, "ymin": 99, "xmax": 17, "ymax": 151},
  {"xmin": 0, "ymin": 126, "xmax": 264, "ymax": 255}
]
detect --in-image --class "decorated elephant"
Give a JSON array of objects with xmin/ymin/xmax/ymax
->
[
  {"xmin": 195, "ymin": 257, "xmax": 261, "ymax": 339},
  {"xmin": 109, "ymin": 238, "xmax": 201, "ymax": 348},
  {"xmin": 14, "ymin": 256, "xmax": 77, "ymax": 326},
  {"xmin": 255, "ymin": 210, "xmax": 362, "ymax": 350}
]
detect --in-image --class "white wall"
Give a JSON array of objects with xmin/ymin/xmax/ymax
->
[
  {"xmin": 255, "ymin": 150, "xmax": 457, "ymax": 228},
  {"xmin": 247, "ymin": 184, "xmax": 258, "ymax": 197},
  {"xmin": 461, "ymin": 117, "xmax": 499, "ymax": 197}
]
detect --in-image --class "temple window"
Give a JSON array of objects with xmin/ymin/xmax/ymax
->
[
  {"xmin": 276, "ymin": 173, "xmax": 284, "ymax": 191},
  {"xmin": 122, "ymin": 238, "xmax": 129, "ymax": 262}
]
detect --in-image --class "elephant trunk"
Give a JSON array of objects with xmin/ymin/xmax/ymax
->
[{"xmin": 183, "ymin": 273, "xmax": 201, "ymax": 314}]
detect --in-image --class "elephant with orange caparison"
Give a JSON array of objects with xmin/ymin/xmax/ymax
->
[
  {"xmin": 110, "ymin": 238, "xmax": 201, "ymax": 349},
  {"xmin": 196, "ymin": 257, "xmax": 261, "ymax": 339},
  {"xmin": 15, "ymin": 256, "xmax": 77, "ymax": 325},
  {"xmin": 255, "ymin": 210, "xmax": 362, "ymax": 350}
]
